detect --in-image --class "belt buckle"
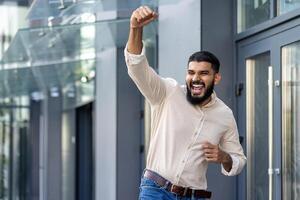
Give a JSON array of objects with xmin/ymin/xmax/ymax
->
[{"xmin": 170, "ymin": 184, "xmax": 175, "ymax": 192}]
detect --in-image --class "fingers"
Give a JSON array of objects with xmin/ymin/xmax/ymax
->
[
  {"xmin": 201, "ymin": 141, "xmax": 220, "ymax": 163},
  {"xmin": 136, "ymin": 6, "xmax": 156, "ymax": 21},
  {"xmin": 139, "ymin": 6, "xmax": 156, "ymax": 16},
  {"xmin": 131, "ymin": 6, "xmax": 158, "ymax": 28},
  {"xmin": 203, "ymin": 147, "xmax": 217, "ymax": 158},
  {"xmin": 138, "ymin": 8, "xmax": 146, "ymax": 19},
  {"xmin": 203, "ymin": 151, "xmax": 218, "ymax": 162},
  {"xmin": 140, "ymin": 6, "xmax": 151, "ymax": 17}
]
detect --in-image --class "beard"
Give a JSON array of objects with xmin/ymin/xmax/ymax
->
[{"xmin": 186, "ymin": 81, "xmax": 214, "ymax": 105}]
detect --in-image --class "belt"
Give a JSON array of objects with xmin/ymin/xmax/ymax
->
[{"xmin": 143, "ymin": 170, "xmax": 211, "ymax": 199}]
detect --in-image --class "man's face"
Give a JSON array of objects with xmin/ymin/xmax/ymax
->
[{"xmin": 185, "ymin": 61, "xmax": 221, "ymax": 105}]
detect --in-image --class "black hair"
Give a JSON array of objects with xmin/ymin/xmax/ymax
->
[{"xmin": 188, "ymin": 51, "xmax": 220, "ymax": 73}]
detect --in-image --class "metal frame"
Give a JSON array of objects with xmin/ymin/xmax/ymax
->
[
  {"xmin": 245, "ymin": 58, "xmax": 255, "ymax": 200},
  {"xmin": 235, "ymin": 0, "xmax": 300, "ymax": 41},
  {"xmin": 268, "ymin": 66, "xmax": 274, "ymax": 200},
  {"xmin": 237, "ymin": 35, "xmax": 278, "ymax": 200},
  {"xmin": 237, "ymin": 19, "xmax": 300, "ymax": 200}
]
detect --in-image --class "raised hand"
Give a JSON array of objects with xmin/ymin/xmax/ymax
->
[{"xmin": 130, "ymin": 6, "xmax": 158, "ymax": 28}]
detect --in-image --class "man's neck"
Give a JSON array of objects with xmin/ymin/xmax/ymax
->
[{"xmin": 199, "ymin": 96, "xmax": 212, "ymax": 107}]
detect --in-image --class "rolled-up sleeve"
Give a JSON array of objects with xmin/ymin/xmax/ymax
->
[
  {"xmin": 220, "ymin": 116, "xmax": 247, "ymax": 176},
  {"xmin": 124, "ymin": 43, "xmax": 166, "ymax": 105}
]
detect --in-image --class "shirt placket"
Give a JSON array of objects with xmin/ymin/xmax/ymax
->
[{"xmin": 174, "ymin": 110, "xmax": 205, "ymax": 184}]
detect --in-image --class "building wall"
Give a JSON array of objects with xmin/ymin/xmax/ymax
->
[
  {"xmin": 158, "ymin": 0, "xmax": 201, "ymax": 84},
  {"xmin": 201, "ymin": 0, "xmax": 235, "ymax": 109},
  {"xmin": 116, "ymin": 47, "xmax": 143, "ymax": 200},
  {"xmin": 95, "ymin": 47, "xmax": 117, "ymax": 200},
  {"xmin": 201, "ymin": 1, "xmax": 238, "ymax": 200}
]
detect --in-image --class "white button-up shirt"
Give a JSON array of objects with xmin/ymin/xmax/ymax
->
[{"xmin": 124, "ymin": 45, "xmax": 246, "ymax": 190}]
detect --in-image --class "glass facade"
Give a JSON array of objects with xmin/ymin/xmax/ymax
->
[
  {"xmin": 238, "ymin": 0, "xmax": 300, "ymax": 32},
  {"xmin": 0, "ymin": 1, "xmax": 31, "ymax": 199},
  {"xmin": 0, "ymin": 0, "xmax": 158, "ymax": 198},
  {"xmin": 246, "ymin": 53, "xmax": 270, "ymax": 200},
  {"xmin": 278, "ymin": 0, "xmax": 300, "ymax": 15},
  {"xmin": 282, "ymin": 41, "xmax": 300, "ymax": 200},
  {"xmin": 0, "ymin": 97, "xmax": 29, "ymax": 200},
  {"xmin": 237, "ymin": 0, "xmax": 270, "ymax": 32}
]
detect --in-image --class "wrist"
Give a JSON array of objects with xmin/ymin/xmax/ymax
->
[
  {"xmin": 130, "ymin": 25, "xmax": 143, "ymax": 31},
  {"xmin": 221, "ymin": 153, "xmax": 233, "ymax": 172},
  {"xmin": 222, "ymin": 152, "xmax": 232, "ymax": 165}
]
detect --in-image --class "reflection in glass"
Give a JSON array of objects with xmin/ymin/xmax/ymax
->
[
  {"xmin": 0, "ymin": 96, "xmax": 29, "ymax": 200},
  {"xmin": 0, "ymin": 15, "xmax": 157, "ymax": 199},
  {"xmin": 0, "ymin": 5, "xmax": 29, "ymax": 59},
  {"xmin": 238, "ymin": 0, "xmax": 270, "ymax": 32},
  {"xmin": 282, "ymin": 41, "xmax": 300, "ymax": 200},
  {"xmin": 62, "ymin": 111, "xmax": 76, "ymax": 200},
  {"xmin": 246, "ymin": 53, "xmax": 270, "ymax": 200},
  {"xmin": 278, "ymin": 0, "xmax": 300, "ymax": 15}
]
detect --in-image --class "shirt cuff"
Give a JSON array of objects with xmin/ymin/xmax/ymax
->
[
  {"xmin": 221, "ymin": 154, "xmax": 240, "ymax": 176},
  {"xmin": 124, "ymin": 42, "xmax": 146, "ymax": 65}
]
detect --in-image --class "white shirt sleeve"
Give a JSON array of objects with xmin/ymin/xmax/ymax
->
[
  {"xmin": 124, "ymin": 43, "xmax": 146, "ymax": 65},
  {"xmin": 219, "ymin": 113, "xmax": 247, "ymax": 176},
  {"xmin": 124, "ymin": 43, "xmax": 167, "ymax": 106},
  {"xmin": 221, "ymin": 154, "xmax": 240, "ymax": 176}
]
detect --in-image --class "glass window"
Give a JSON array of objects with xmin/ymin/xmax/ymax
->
[
  {"xmin": 0, "ymin": 97, "xmax": 30, "ymax": 200},
  {"xmin": 238, "ymin": 0, "xmax": 271, "ymax": 32},
  {"xmin": 282, "ymin": 41, "xmax": 300, "ymax": 200},
  {"xmin": 246, "ymin": 52, "xmax": 270, "ymax": 200},
  {"xmin": 278, "ymin": 0, "xmax": 300, "ymax": 15}
]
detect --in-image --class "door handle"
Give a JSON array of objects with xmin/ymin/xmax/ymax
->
[
  {"xmin": 274, "ymin": 168, "xmax": 280, "ymax": 175},
  {"xmin": 268, "ymin": 168, "xmax": 280, "ymax": 175}
]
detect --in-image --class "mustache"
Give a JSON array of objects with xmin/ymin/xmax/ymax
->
[{"xmin": 190, "ymin": 80, "xmax": 205, "ymax": 86}]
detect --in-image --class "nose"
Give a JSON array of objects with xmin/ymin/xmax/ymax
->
[{"xmin": 192, "ymin": 74, "xmax": 201, "ymax": 82}]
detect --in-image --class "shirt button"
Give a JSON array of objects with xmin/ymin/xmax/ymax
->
[
  {"xmin": 176, "ymin": 175, "xmax": 179, "ymax": 178},
  {"xmin": 182, "ymin": 160, "xmax": 185, "ymax": 163}
]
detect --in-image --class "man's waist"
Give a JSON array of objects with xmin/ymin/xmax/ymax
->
[
  {"xmin": 146, "ymin": 161, "xmax": 208, "ymax": 189},
  {"xmin": 143, "ymin": 169, "xmax": 212, "ymax": 199}
]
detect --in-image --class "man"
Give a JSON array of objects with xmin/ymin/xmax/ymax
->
[{"xmin": 124, "ymin": 6, "xmax": 246, "ymax": 200}]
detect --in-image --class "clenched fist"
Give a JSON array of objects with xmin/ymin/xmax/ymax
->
[
  {"xmin": 202, "ymin": 141, "xmax": 233, "ymax": 172},
  {"xmin": 130, "ymin": 6, "xmax": 158, "ymax": 28}
]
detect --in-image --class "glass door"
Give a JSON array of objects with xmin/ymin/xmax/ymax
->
[
  {"xmin": 237, "ymin": 24, "xmax": 300, "ymax": 200},
  {"xmin": 237, "ymin": 37, "xmax": 281, "ymax": 200},
  {"xmin": 281, "ymin": 41, "xmax": 300, "ymax": 200},
  {"xmin": 246, "ymin": 52, "xmax": 270, "ymax": 200}
]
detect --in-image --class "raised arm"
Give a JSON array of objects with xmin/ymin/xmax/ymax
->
[
  {"xmin": 125, "ymin": 7, "xmax": 169, "ymax": 106},
  {"xmin": 127, "ymin": 6, "xmax": 158, "ymax": 54}
]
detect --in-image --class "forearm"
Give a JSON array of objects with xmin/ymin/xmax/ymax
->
[
  {"xmin": 127, "ymin": 27, "xmax": 143, "ymax": 55},
  {"xmin": 127, "ymin": 6, "xmax": 157, "ymax": 54}
]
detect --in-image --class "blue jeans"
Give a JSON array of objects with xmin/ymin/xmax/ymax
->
[{"xmin": 139, "ymin": 177, "xmax": 206, "ymax": 200}]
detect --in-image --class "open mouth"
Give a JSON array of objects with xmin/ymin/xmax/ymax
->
[{"xmin": 191, "ymin": 83, "xmax": 205, "ymax": 96}]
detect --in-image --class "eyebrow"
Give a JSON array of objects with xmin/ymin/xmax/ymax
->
[{"xmin": 187, "ymin": 69, "xmax": 210, "ymax": 73}]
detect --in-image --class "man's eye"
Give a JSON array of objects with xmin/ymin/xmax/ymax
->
[{"xmin": 201, "ymin": 72, "xmax": 209, "ymax": 75}]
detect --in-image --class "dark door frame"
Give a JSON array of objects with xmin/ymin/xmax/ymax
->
[{"xmin": 236, "ymin": 22, "xmax": 300, "ymax": 200}]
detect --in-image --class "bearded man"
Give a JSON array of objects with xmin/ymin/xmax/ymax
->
[{"xmin": 124, "ymin": 6, "xmax": 246, "ymax": 200}]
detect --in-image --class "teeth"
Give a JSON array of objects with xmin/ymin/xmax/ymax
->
[{"xmin": 192, "ymin": 84, "xmax": 204, "ymax": 88}]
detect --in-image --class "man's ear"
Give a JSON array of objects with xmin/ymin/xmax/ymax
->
[{"xmin": 214, "ymin": 73, "xmax": 221, "ymax": 85}]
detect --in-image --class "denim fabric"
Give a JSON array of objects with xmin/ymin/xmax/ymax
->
[{"xmin": 139, "ymin": 178, "xmax": 206, "ymax": 200}]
